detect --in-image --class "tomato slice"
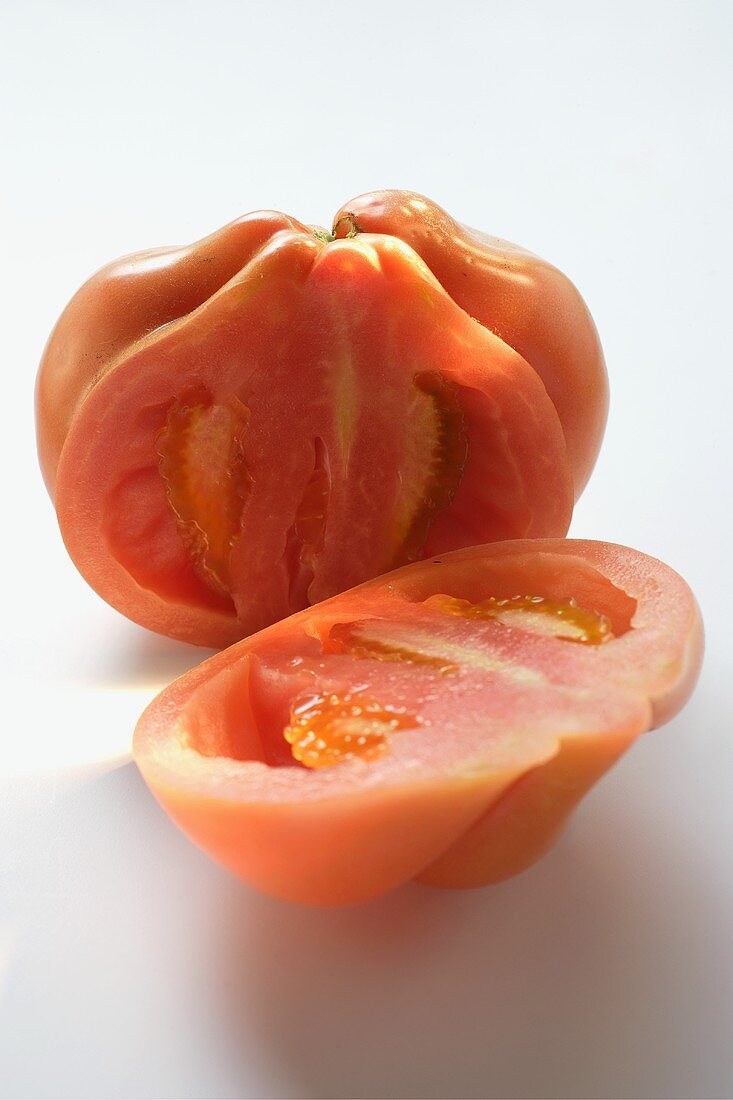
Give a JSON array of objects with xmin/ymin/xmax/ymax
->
[
  {"xmin": 49, "ymin": 224, "xmax": 572, "ymax": 646},
  {"xmin": 133, "ymin": 539, "xmax": 702, "ymax": 906}
]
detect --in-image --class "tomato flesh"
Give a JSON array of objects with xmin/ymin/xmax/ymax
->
[
  {"xmin": 155, "ymin": 369, "xmax": 468, "ymax": 611},
  {"xmin": 285, "ymin": 590, "xmax": 612, "ymax": 767},
  {"xmin": 133, "ymin": 540, "xmax": 702, "ymax": 905}
]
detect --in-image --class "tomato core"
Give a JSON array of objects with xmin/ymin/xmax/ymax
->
[
  {"xmin": 283, "ymin": 692, "xmax": 419, "ymax": 769},
  {"xmin": 155, "ymin": 372, "xmax": 467, "ymax": 618},
  {"xmin": 282, "ymin": 438, "xmax": 331, "ymax": 611}
]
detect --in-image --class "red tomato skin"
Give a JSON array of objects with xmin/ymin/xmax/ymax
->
[{"xmin": 133, "ymin": 540, "xmax": 703, "ymax": 906}]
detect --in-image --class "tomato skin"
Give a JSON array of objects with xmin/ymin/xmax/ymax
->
[
  {"xmin": 333, "ymin": 191, "xmax": 608, "ymax": 498},
  {"xmin": 36, "ymin": 194, "xmax": 602, "ymax": 645},
  {"xmin": 133, "ymin": 540, "xmax": 702, "ymax": 906}
]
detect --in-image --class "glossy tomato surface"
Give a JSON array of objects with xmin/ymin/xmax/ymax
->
[
  {"xmin": 133, "ymin": 540, "xmax": 702, "ymax": 906},
  {"xmin": 36, "ymin": 192, "xmax": 606, "ymax": 647}
]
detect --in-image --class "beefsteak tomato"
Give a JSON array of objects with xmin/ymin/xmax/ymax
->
[
  {"xmin": 36, "ymin": 192, "xmax": 607, "ymax": 647},
  {"xmin": 133, "ymin": 539, "xmax": 702, "ymax": 906}
]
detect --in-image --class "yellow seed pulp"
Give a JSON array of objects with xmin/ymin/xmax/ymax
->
[
  {"xmin": 284, "ymin": 692, "xmax": 417, "ymax": 769},
  {"xmin": 424, "ymin": 593, "xmax": 614, "ymax": 645},
  {"xmin": 393, "ymin": 371, "xmax": 468, "ymax": 566},
  {"xmin": 327, "ymin": 621, "xmax": 458, "ymax": 675},
  {"xmin": 157, "ymin": 396, "xmax": 252, "ymax": 595}
]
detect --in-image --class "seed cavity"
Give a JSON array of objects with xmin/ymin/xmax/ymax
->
[
  {"xmin": 424, "ymin": 593, "xmax": 614, "ymax": 645},
  {"xmin": 157, "ymin": 393, "xmax": 252, "ymax": 596},
  {"xmin": 393, "ymin": 371, "xmax": 468, "ymax": 566},
  {"xmin": 284, "ymin": 691, "xmax": 417, "ymax": 769},
  {"xmin": 327, "ymin": 620, "xmax": 459, "ymax": 675}
]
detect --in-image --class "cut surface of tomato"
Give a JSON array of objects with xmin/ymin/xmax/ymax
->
[
  {"xmin": 36, "ymin": 193, "xmax": 606, "ymax": 646},
  {"xmin": 133, "ymin": 539, "xmax": 702, "ymax": 905}
]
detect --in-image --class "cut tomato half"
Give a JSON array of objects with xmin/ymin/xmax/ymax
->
[
  {"xmin": 36, "ymin": 195, "xmax": 600, "ymax": 646},
  {"xmin": 133, "ymin": 539, "xmax": 702, "ymax": 905}
]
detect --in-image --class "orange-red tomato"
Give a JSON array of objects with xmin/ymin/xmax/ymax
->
[
  {"xmin": 133, "ymin": 540, "xmax": 702, "ymax": 906},
  {"xmin": 36, "ymin": 192, "xmax": 607, "ymax": 647}
]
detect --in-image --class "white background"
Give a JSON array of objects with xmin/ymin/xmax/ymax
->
[{"xmin": 1, "ymin": 2, "xmax": 731, "ymax": 1097}]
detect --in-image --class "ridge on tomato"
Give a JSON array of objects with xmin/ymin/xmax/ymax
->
[
  {"xmin": 36, "ymin": 191, "xmax": 607, "ymax": 647},
  {"xmin": 133, "ymin": 539, "xmax": 702, "ymax": 907}
]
